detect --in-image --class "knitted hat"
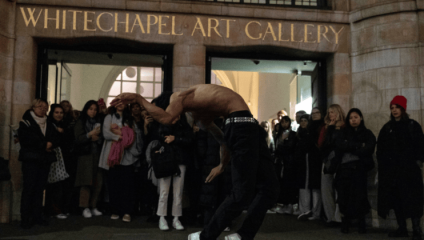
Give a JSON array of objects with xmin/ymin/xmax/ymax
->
[{"xmin": 390, "ymin": 95, "xmax": 407, "ymax": 110}]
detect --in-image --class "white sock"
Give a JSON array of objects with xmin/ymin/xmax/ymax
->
[
  {"xmin": 160, "ymin": 216, "xmax": 166, "ymax": 221},
  {"xmin": 173, "ymin": 216, "xmax": 179, "ymax": 222}
]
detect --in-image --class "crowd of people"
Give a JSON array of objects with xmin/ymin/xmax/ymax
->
[{"xmin": 15, "ymin": 93, "xmax": 423, "ymax": 240}]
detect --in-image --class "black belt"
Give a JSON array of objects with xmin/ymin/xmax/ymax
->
[{"xmin": 225, "ymin": 117, "xmax": 257, "ymax": 125}]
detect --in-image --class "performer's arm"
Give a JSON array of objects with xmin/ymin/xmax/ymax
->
[
  {"xmin": 111, "ymin": 93, "xmax": 183, "ymax": 126},
  {"xmin": 204, "ymin": 121, "xmax": 230, "ymax": 183}
]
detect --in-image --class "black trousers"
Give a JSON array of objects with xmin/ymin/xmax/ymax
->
[
  {"xmin": 200, "ymin": 111, "xmax": 280, "ymax": 240},
  {"xmin": 20, "ymin": 161, "xmax": 51, "ymax": 221},
  {"xmin": 108, "ymin": 164, "xmax": 136, "ymax": 216}
]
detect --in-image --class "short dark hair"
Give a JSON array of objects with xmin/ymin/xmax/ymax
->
[
  {"xmin": 153, "ymin": 91, "xmax": 173, "ymax": 110},
  {"xmin": 280, "ymin": 116, "xmax": 291, "ymax": 126}
]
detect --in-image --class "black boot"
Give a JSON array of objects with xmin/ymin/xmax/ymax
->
[
  {"xmin": 20, "ymin": 216, "xmax": 33, "ymax": 229},
  {"xmin": 341, "ymin": 217, "xmax": 350, "ymax": 234},
  {"xmin": 389, "ymin": 217, "xmax": 408, "ymax": 238},
  {"xmin": 412, "ymin": 218, "xmax": 422, "ymax": 240},
  {"xmin": 358, "ymin": 217, "xmax": 367, "ymax": 234}
]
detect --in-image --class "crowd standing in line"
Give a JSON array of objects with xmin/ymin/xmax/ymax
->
[{"xmin": 15, "ymin": 94, "xmax": 424, "ymax": 240}]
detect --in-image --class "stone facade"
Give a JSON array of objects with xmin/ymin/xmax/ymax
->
[{"xmin": 0, "ymin": 0, "xmax": 421, "ymax": 230}]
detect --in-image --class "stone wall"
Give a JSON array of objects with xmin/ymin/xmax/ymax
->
[
  {"xmin": 0, "ymin": 0, "xmax": 16, "ymax": 224},
  {"xmin": 350, "ymin": 0, "xmax": 424, "ymax": 229}
]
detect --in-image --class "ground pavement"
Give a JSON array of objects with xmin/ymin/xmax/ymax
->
[{"xmin": 0, "ymin": 212, "xmax": 394, "ymax": 240}]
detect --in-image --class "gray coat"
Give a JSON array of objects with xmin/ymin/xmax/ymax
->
[{"xmin": 99, "ymin": 114, "xmax": 122, "ymax": 170}]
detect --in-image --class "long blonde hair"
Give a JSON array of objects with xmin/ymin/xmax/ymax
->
[
  {"xmin": 324, "ymin": 104, "xmax": 346, "ymax": 126},
  {"xmin": 260, "ymin": 121, "xmax": 273, "ymax": 147}
]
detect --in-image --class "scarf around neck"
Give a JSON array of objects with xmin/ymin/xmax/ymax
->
[{"xmin": 30, "ymin": 111, "xmax": 47, "ymax": 136}]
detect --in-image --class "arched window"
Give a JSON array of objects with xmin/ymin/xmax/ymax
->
[{"xmin": 106, "ymin": 66, "xmax": 163, "ymax": 106}]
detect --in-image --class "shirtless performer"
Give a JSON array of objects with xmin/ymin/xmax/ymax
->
[{"xmin": 111, "ymin": 84, "xmax": 279, "ymax": 240}]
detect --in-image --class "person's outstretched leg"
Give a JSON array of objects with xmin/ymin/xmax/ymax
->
[
  {"xmin": 236, "ymin": 134, "xmax": 279, "ymax": 240},
  {"xmin": 200, "ymin": 121, "xmax": 260, "ymax": 240}
]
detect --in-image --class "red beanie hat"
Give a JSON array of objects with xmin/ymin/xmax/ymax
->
[{"xmin": 390, "ymin": 95, "xmax": 407, "ymax": 110}]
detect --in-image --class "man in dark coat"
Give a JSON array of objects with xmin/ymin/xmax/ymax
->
[{"xmin": 377, "ymin": 95, "xmax": 424, "ymax": 240}]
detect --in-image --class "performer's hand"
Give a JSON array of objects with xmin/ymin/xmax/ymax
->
[
  {"xmin": 111, "ymin": 93, "xmax": 139, "ymax": 107},
  {"xmin": 205, "ymin": 163, "xmax": 224, "ymax": 183},
  {"xmin": 164, "ymin": 135, "xmax": 175, "ymax": 144}
]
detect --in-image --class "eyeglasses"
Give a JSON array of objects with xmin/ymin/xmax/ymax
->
[{"xmin": 35, "ymin": 106, "xmax": 48, "ymax": 110}]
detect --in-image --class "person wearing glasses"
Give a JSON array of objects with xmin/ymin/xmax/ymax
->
[{"xmin": 18, "ymin": 99, "xmax": 59, "ymax": 229}]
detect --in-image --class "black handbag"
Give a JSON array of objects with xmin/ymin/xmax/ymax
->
[
  {"xmin": 0, "ymin": 157, "xmax": 11, "ymax": 181},
  {"xmin": 150, "ymin": 141, "xmax": 181, "ymax": 179}
]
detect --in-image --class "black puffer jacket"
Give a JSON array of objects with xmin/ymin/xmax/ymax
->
[{"xmin": 18, "ymin": 110, "xmax": 59, "ymax": 163}]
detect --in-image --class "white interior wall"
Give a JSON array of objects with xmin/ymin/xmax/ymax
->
[
  {"xmin": 68, "ymin": 64, "xmax": 115, "ymax": 110},
  {"xmin": 257, "ymin": 73, "xmax": 291, "ymax": 122}
]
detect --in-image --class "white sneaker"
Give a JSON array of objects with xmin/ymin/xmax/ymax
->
[
  {"xmin": 82, "ymin": 208, "xmax": 92, "ymax": 218},
  {"xmin": 297, "ymin": 211, "xmax": 311, "ymax": 221},
  {"xmin": 91, "ymin": 208, "xmax": 103, "ymax": 216},
  {"xmin": 308, "ymin": 216, "xmax": 320, "ymax": 221},
  {"xmin": 56, "ymin": 213, "xmax": 67, "ymax": 219},
  {"xmin": 282, "ymin": 204, "xmax": 293, "ymax": 215},
  {"xmin": 267, "ymin": 208, "xmax": 277, "ymax": 214},
  {"xmin": 111, "ymin": 214, "xmax": 119, "ymax": 220},
  {"xmin": 173, "ymin": 219, "xmax": 184, "ymax": 230},
  {"xmin": 224, "ymin": 227, "xmax": 231, "ymax": 232},
  {"xmin": 293, "ymin": 204, "xmax": 301, "ymax": 215},
  {"xmin": 276, "ymin": 205, "xmax": 285, "ymax": 214},
  {"xmin": 159, "ymin": 217, "xmax": 169, "ymax": 231},
  {"xmin": 122, "ymin": 214, "xmax": 131, "ymax": 222},
  {"xmin": 225, "ymin": 233, "xmax": 242, "ymax": 240},
  {"xmin": 188, "ymin": 231, "xmax": 201, "ymax": 240}
]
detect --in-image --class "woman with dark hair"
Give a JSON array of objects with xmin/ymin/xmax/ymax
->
[
  {"xmin": 74, "ymin": 100, "xmax": 103, "ymax": 218},
  {"xmin": 274, "ymin": 116, "xmax": 298, "ymax": 214},
  {"xmin": 334, "ymin": 108, "xmax": 376, "ymax": 234},
  {"xmin": 99, "ymin": 103, "xmax": 142, "ymax": 222},
  {"xmin": 45, "ymin": 104, "xmax": 75, "ymax": 219},
  {"xmin": 148, "ymin": 92, "xmax": 194, "ymax": 231},
  {"xmin": 60, "ymin": 100, "xmax": 77, "ymax": 125},
  {"xmin": 296, "ymin": 114, "xmax": 322, "ymax": 221},
  {"xmin": 377, "ymin": 96, "xmax": 424, "ymax": 240},
  {"xmin": 19, "ymin": 99, "xmax": 58, "ymax": 229}
]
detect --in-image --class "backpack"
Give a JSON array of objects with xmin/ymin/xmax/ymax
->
[{"xmin": 148, "ymin": 140, "xmax": 181, "ymax": 179}]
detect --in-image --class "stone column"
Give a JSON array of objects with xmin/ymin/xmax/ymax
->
[
  {"xmin": 326, "ymin": 53, "xmax": 351, "ymax": 112},
  {"xmin": 172, "ymin": 43, "xmax": 206, "ymax": 92},
  {"xmin": 0, "ymin": 0, "xmax": 16, "ymax": 224}
]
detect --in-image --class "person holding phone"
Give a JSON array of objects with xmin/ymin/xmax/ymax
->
[
  {"xmin": 74, "ymin": 100, "xmax": 104, "ymax": 218},
  {"xmin": 274, "ymin": 116, "xmax": 299, "ymax": 214}
]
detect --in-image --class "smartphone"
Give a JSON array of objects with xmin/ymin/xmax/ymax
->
[{"xmin": 94, "ymin": 123, "xmax": 101, "ymax": 131}]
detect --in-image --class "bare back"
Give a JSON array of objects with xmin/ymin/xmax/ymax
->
[{"xmin": 171, "ymin": 84, "xmax": 249, "ymax": 123}]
